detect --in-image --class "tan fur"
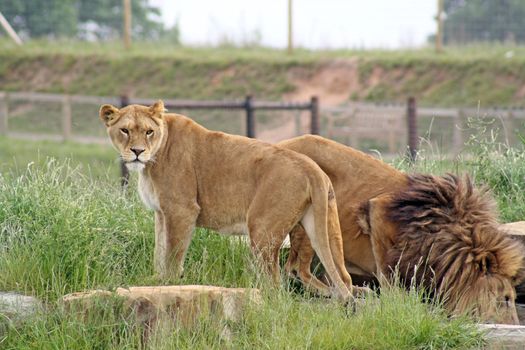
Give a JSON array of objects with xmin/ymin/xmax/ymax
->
[
  {"xmin": 99, "ymin": 101, "xmax": 354, "ymax": 300},
  {"xmin": 279, "ymin": 135, "xmax": 525, "ymax": 324}
]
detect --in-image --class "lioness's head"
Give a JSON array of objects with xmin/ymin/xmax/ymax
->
[
  {"xmin": 99, "ymin": 100, "xmax": 166, "ymax": 171},
  {"xmin": 367, "ymin": 174, "xmax": 525, "ymax": 324}
]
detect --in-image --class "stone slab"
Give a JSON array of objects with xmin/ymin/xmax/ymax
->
[
  {"xmin": 480, "ymin": 323, "xmax": 525, "ymax": 349},
  {"xmin": 61, "ymin": 285, "xmax": 262, "ymax": 342}
]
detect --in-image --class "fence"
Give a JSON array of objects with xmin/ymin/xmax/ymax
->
[
  {"xmin": 0, "ymin": 92, "xmax": 319, "ymax": 142},
  {"xmin": 118, "ymin": 94, "xmax": 319, "ymax": 186},
  {"xmin": 4, "ymin": 2, "xmax": 525, "ymax": 50},
  {"xmin": 2, "ymin": 90, "xmax": 525, "ymax": 159},
  {"xmin": 121, "ymin": 95, "xmax": 320, "ymax": 138},
  {"xmin": 323, "ymin": 102, "xmax": 525, "ymax": 156}
]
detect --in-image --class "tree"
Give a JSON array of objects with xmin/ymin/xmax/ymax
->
[
  {"xmin": 2, "ymin": 0, "xmax": 77, "ymax": 38},
  {"xmin": 443, "ymin": 0, "xmax": 525, "ymax": 44},
  {"xmin": 1, "ymin": 0, "xmax": 165, "ymax": 40},
  {"xmin": 77, "ymin": 0, "xmax": 164, "ymax": 40}
]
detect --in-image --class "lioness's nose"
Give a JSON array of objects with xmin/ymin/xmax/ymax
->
[{"xmin": 131, "ymin": 148, "xmax": 145, "ymax": 156}]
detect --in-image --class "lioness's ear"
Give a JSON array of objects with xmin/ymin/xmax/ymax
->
[
  {"xmin": 149, "ymin": 100, "xmax": 166, "ymax": 115},
  {"xmin": 99, "ymin": 104, "xmax": 120, "ymax": 126}
]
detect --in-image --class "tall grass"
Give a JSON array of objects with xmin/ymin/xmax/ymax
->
[
  {"xmin": 0, "ymin": 158, "xmax": 484, "ymax": 349},
  {"xmin": 396, "ymin": 116, "xmax": 525, "ymax": 222}
]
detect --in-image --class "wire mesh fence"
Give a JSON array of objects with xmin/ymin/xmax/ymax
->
[
  {"xmin": 440, "ymin": 0, "xmax": 525, "ymax": 46},
  {"xmin": 0, "ymin": 0, "xmax": 174, "ymax": 43},
  {"xmin": 3, "ymin": 1, "xmax": 525, "ymax": 49},
  {"xmin": 2, "ymin": 91, "xmax": 525, "ymax": 157},
  {"xmin": 0, "ymin": 91, "xmax": 320, "ymax": 145}
]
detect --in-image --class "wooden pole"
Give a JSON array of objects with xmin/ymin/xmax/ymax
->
[
  {"xmin": 287, "ymin": 0, "xmax": 293, "ymax": 54},
  {"xmin": 407, "ymin": 97, "xmax": 418, "ymax": 162},
  {"xmin": 0, "ymin": 11, "xmax": 22, "ymax": 45},
  {"xmin": 123, "ymin": 0, "xmax": 132, "ymax": 49},
  {"xmin": 436, "ymin": 0, "xmax": 444, "ymax": 52}
]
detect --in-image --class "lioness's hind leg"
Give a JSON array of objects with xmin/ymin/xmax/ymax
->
[
  {"xmin": 326, "ymin": 199, "xmax": 354, "ymax": 291},
  {"xmin": 248, "ymin": 226, "xmax": 289, "ymax": 284},
  {"xmin": 287, "ymin": 224, "xmax": 331, "ymax": 296},
  {"xmin": 247, "ymin": 195, "xmax": 306, "ymax": 284}
]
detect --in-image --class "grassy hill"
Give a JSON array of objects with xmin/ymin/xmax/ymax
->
[{"xmin": 2, "ymin": 40, "xmax": 525, "ymax": 107}]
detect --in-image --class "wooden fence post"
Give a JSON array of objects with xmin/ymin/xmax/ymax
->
[
  {"xmin": 435, "ymin": 0, "xmax": 444, "ymax": 52},
  {"xmin": 123, "ymin": 0, "xmax": 132, "ymax": 49},
  {"xmin": 287, "ymin": 0, "xmax": 293, "ymax": 54},
  {"xmin": 294, "ymin": 111, "xmax": 302, "ymax": 136},
  {"xmin": 387, "ymin": 117, "xmax": 396, "ymax": 153},
  {"xmin": 310, "ymin": 96, "xmax": 319, "ymax": 135},
  {"xmin": 452, "ymin": 109, "xmax": 464, "ymax": 155},
  {"xmin": 245, "ymin": 95, "xmax": 255, "ymax": 138},
  {"xmin": 349, "ymin": 108, "xmax": 359, "ymax": 149},
  {"xmin": 504, "ymin": 110, "xmax": 515, "ymax": 147},
  {"xmin": 407, "ymin": 97, "xmax": 418, "ymax": 162},
  {"xmin": 120, "ymin": 95, "xmax": 130, "ymax": 188},
  {"xmin": 0, "ymin": 92, "xmax": 8, "ymax": 136},
  {"xmin": 62, "ymin": 95, "xmax": 72, "ymax": 141}
]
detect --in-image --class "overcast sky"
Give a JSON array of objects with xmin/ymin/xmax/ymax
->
[{"xmin": 149, "ymin": 0, "xmax": 437, "ymax": 49}]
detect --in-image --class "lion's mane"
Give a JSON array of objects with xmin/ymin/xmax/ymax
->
[{"xmin": 385, "ymin": 174, "xmax": 525, "ymax": 312}]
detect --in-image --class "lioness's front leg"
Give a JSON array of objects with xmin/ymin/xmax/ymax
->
[
  {"xmin": 155, "ymin": 204, "xmax": 199, "ymax": 280},
  {"xmin": 154, "ymin": 211, "xmax": 166, "ymax": 276}
]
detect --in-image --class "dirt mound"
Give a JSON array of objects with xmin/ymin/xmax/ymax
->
[{"xmin": 284, "ymin": 60, "xmax": 360, "ymax": 107}]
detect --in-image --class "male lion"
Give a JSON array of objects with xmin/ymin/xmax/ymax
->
[
  {"xmin": 99, "ymin": 101, "xmax": 354, "ymax": 300},
  {"xmin": 279, "ymin": 135, "xmax": 525, "ymax": 324}
]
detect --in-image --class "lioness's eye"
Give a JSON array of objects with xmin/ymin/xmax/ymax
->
[
  {"xmin": 120, "ymin": 128, "xmax": 129, "ymax": 135},
  {"xmin": 146, "ymin": 130, "xmax": 154, "ymax": 136}
]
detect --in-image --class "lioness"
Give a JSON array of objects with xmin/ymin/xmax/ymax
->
[
  {"xmin": 279, "ymin": 135, "xmax": 525, "ymax": 324},
  {"xmin": 99, "ymin": 101, "xmax": 353, "ymax": 300}
]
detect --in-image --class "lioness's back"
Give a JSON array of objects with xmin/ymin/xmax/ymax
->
[
  {"xmin": 278, "ymin": 135, "xmax": 406, "ymax": 199},
  {"xmin": 163, "ymin": 114, "xmax": 330, "ymax": 226},
  {"xmin": 165, "ymin": 114, "xmax": 326, "ymax": 181}
]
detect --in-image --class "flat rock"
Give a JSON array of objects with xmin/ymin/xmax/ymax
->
[
  {"xmin": 500, "ymin": 221, "xmax": 525, "ymax": 245},
  {"xmin": 62, "ymin": 285, "xmax": 261, "ymax": 341},
  {"xmin": 0, "ymin": 292, "xmax": 42, "ymax": 335},
  {"xmin": 0, "ymin": 292, "xmax": 42, "ymax": 322},
  {"xmin": 480, "ymin": 324, "xmax": 525, "ymax": 349},
  {"xmin": 499, "ymin": 223, "xmax": 525, "ymax": 310}
]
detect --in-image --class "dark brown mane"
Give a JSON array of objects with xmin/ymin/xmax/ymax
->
[{"xmin": 384, "ymin": 173, "xmax": 525, "ymax": 310}]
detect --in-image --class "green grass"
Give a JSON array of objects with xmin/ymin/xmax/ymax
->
[
  {"xmin": 398, "ymin": 117, "xmax": 525, "ymax": 222},
  {"xmin": 2, "ymin": 39, "xmax": 525, "ymax": 106},
  {"xmin": 3, "ymin": 127, "xmax": 525, "ymax": 348},
  {"xmin": 0, "ymin": 157, "xmax": 483, "ymax": 349},
  {"xmin": 0, "ymin": 137, "xmax": 118, "ymax": 180}
]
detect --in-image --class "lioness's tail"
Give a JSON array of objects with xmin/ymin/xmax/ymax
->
[{"xmin": 301, "ymin": 174, "xmax": 352, "ymax": 300}]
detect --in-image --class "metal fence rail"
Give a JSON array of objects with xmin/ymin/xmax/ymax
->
[
  {"xmin": 121, "ymin": 95, "xmax": 319, "ymax": 138},
  {"xmin": 0, "ymin": 92, "xmax": 319, "ymax": 141}
]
